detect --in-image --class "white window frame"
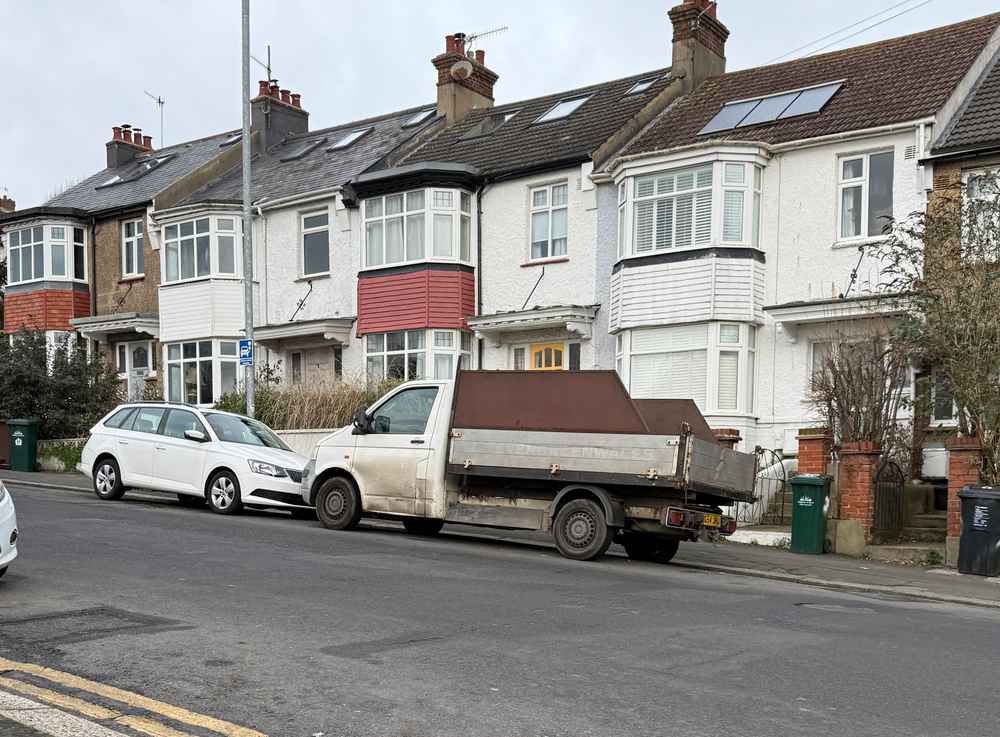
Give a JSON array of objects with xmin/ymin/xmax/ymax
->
[
  {"xmin": 164, "ymin": 339, "xmax": 239, "ymax": 406},
  {"xmin": 631, "ymin": 164, "xmax": 714, "ymax": 254},
  {"xmin": 300, "ymin": 209, "xmax": 331, "ymax": 277},
  {"xmin": 4, "ymin": 222, "xmax": 87, "ymax": 285},
  {"xmin": 362, "ymin": 188, "xmax": 472, "ymax": 270},
  {"xmin": 365, "ymin": 329, "xmax": 473, "ymax": 381},
  {"xmin": 837, "ymin": 149, "xmax": 895, "ymax": 242},
  {"xmin": 161, "ymin": 214, "xmax": 241, "ymax": 285},
  {"xmin": 528, "ymin": 181, "xmax": 569, "ymax": 262},
  {"xmin": 122, "ymin": 218, "xmax": 145, "ymax": 278}
]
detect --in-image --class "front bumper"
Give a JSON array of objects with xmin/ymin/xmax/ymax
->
[
  {"xmin": 300, "ymin": 459, "xmax": 316, "ymax": 504},
  {"xmin": 0, "ymin": 493, "xmax": 19, "ymax": 569}
]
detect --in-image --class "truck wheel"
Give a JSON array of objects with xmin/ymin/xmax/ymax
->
[
  {"xmin": 315, "ymin": 477, "xmax": 362, "ymax": 531},
  {"xmin": 402, "ymin": 518, "xmax": 444, "ymax": 536},
  {"xmin": 552, "ymin": 498, "xmax": 613, "ymax": 561},
  {"xmin": 622, "ymin": 535, "xmax": 680, "ymax": 564}
]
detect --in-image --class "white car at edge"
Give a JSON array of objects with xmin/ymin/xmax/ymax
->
[
  {"xmin": 0, "ymin": 481, "xmax": 18, "ymax": 579},
  {"xmin": 79, "ymin": 402, "xmax": 312, "ymax": 516}
]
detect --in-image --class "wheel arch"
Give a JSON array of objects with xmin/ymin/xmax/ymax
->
[
  {"xmin": 203, "ymin": 465, "xmax": 239, "ymax": 497},
  {"xmin": 545, "ymin": 484, "xmax": 625, "ymax": 530},
  {"xmin": 307, "ymin": 466, "xmax": 360, "ymax": 506},
  {"xmin": 92, "ymin": 452, "xmax": 118, "ymax": 476}
]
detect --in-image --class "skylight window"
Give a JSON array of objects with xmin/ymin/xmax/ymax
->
[
  {"xmin": 462, "ymin": 110, "xmax": 519, "ymax": 139},
  {"xmin": 626, "ymin": 79, "xmax": 656, "ymax": 95},
  {"xmin": 97, "ymin": 174, "xmax": 122, "ymax": 188},
  {"xmin": 140, "ymin": 154, "xmax": 174, "ymax": 171},
  {"xmin": 698, "ymin": 81, "xmax": 844, "ymax": 136},
  {"xmin": 220, "ymin": 133, "xmax": 242, "ymax": 147},
  {"xmin": 280, "ymin": 137, "xmax": 327, "ymax": 162},
  {"xmin": 327, "ymin": 127, "xmax": 372, "ymax": 150},
  {"xmin": 535, "ymin": 95, "xmax": 591, "ymax": 124},
  {"xmin": 401, "ymin": 109, "xmax": 434, "ymax": 127}
]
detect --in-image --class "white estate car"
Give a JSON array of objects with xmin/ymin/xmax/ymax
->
[
  {"xmin": 80, "ymin": 402, "xmax": 312, "ymax": 516},
  {"xmin": 0, "ymin": 481, "xmax": 18, "ymax": 579}
]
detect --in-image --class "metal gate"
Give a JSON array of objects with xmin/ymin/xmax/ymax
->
[
  {"xmin": 730, "ymin": 448, "xmax": 788, "ymax": 526},
  {"xmin": 873, "ymin": 460, "xmax": 905, "ymax": 533}
]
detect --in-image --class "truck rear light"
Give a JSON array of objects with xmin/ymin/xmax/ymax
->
[
  {"xmin": 723, "ymin": 518, "xmax": 737, "ymax": 534},
  {"xmin": 667, "ymin": 509, "xmax": 686, "ymax": 527}
]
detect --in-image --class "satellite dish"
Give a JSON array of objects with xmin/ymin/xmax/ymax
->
[{"xmin": 450, "ymin": 60, "xmax": 474, "ymax": 80}]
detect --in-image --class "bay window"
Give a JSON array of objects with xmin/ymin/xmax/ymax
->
[
  {"xmin": 627, "ymin": 322, "xmax": 756, "ymax": 413},
  {"xmin": 619, "ymin": 160, "xmax": 764, "ymax": 259},
  {"xmin": 529, "ymin": 182, "xmax": 568, "ymax": 260},
  {"xmin": 122, "ymin": 219, "xmax": 145, "ymax": 277},
  {"xmin": 363, "ymin": 188, "xmax": 471, "ymax": 269},
  {"xmin": 5, "ymin": 223, "xmax": 87, "ymax": 285},
  {"xmin": 165, "ymin": 339, "xmax": 239, "ymax": 405},
  {"xmin": 162, "ymin": 215, "xmax": 240, "ymax": 284},
  {"xmin": 838, "ymin": 151, "xmax": 894, "ymax": 239},
  {"xmin": 365, "ymin": 329, "xmax": 472, "ymax": 380}
]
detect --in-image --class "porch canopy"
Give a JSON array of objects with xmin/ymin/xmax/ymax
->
[
  {"xmin": 70, "ymin": 312, "xmax": 159, "ymax": 341},
  {"xmin": 764, "ymin": 294, "xmax": 908, "ymax": 342},
  {"xmin": 466, "ymin": 304, "xmax": 599, "ymax": 347},
  {"xmin": 252, "ymin": 317, "xmax": 354, "ymax": 351}
]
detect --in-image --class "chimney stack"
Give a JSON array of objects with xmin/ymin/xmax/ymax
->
[
  {"xmin": 432, "ymin": 32, "xmax": 499, "ymax": 123},
  {"xmin": 0, "ymin": 194, "xmax": 15, "ymax": 214},
  {"xmin": 251, "ymin": 79, "xmax": 309, "ymax": 149},
  {"xmin": 668, "ymin": 0, "xmax": 729, "ymax": 93},
  {"xmin": 106, "ymin": 122, "xmax": 152, "ymax": 168}
]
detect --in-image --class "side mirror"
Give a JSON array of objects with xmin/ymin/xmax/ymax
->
[
  {"xmin": 352, "ymin": 407, "xmax": 371, "ymax": 435},
  {"xmin": 184, "ymin": 429, "xmax": 209, "ymax": 443}
]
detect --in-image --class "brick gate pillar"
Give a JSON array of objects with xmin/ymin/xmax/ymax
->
[
  {"xmin": 945, "ymin": 436, "xmax": 981, "ymax": 567},
  {"xmin": 712, "ymin": 428, "xmax": 741, "ymax": 450},
  {"xmin": 838, "ymin": 441, "xmax": 882, "ymax": 541},
  {"xmin": 797, "ymin": 427, "xmax": 832, "ymax": 475}
]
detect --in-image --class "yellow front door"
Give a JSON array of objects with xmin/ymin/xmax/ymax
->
[{"xmin": 530, "ymin": 342, "xmax": 565, "ymax": 371}]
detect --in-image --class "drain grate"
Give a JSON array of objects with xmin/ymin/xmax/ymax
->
[{"xmin": 0, "ymin": 607, "xmax": 187, "ymax": 646}]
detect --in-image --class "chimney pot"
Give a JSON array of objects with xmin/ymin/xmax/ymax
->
[
  {"xmin": 142, "ymin": 135, "xmax": 152, "ymax": 149},
  {"xmin": 269, "ymin": 82, "xmax": 280, "ymax": 98},
  {"xmin": 112, "ymin": 126, "xmax": 123, "ymax": 141},
  {"xmin": 291, "ymin": 93, "xmax": 301, "ymax": 108},
  {"xmin": 280, "ymin": 88, "xmax": 291, "ymax": 104},
  {"xmin": 122, "ymin": 128, "xmax": 133, "ymax": 144},
  {"xmin": 445, "ymin": 34, "xmax": 455, "ymax": 54},
  {"xmin": 258, "ymin": 80, "xmax": 270, "ymax": 97},
  {"xmin": 475, "ymin": 49, "xmax": 485, "ymax": 65},
  {"xmin": 453, "ymin": 32, "xmax": 466, "ymax": 56}
]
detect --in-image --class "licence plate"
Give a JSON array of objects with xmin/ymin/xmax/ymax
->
[{"xmin": 702, "ymin": 513, "xmax": 721, "ymax": 528}]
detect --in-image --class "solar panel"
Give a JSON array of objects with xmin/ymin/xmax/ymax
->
[
  {"xmin": 699, "ymin": 99, "xmax": 760, "ymax": 135},
  {"xmin": 737, "ymin": 91, "xmax": 799, "ymax": 127},
  {"xmin": 778, "ymin": 82, "xmax": 842, "ymax": 119}
]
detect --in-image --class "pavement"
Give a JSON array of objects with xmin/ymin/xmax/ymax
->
[{"xmin": 4, "ymin": 469, "xmax": 999, "ymax": 610}]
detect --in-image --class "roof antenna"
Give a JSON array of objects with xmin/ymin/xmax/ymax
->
[
  {"xmin": 144, "ymin": 90, "xmax": 165, "ymax": 147},
  {"xmin": 251, "ymin": 44, "xmax": 274, "ymax": 84},
  {"xmin": 465, "ymin": 25, "xmax": 508, "ymax": 56}
]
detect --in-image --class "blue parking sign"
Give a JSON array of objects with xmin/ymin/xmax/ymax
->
[{"xmin": 239, "ymin": 339, "xmax": 253, "ymax": 366}]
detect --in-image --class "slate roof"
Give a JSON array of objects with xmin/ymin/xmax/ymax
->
[
  {"xmin": 181, "ymin": 104, "xmax": 439, "ymax": 205},
  {"xmin": 619, "ymin": 13, "xmax": 1000, "ymax": 159},
  {"xmin": 933, "ymin": 46, "xmax": 1000, "ymax": 154},
  {"xmin": 398, "ymin": 68, "xmax": 673, "ymax": 177},
  {"xmin": 44, "ymin": 131, "xmax": 238, "ymax": 213}
]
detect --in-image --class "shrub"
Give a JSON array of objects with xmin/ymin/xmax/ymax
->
[{"xmin": 214, "ymin": 377, "xmax": 403, "ymax": 430}]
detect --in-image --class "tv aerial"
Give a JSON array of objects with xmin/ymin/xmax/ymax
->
[{"xmin": 144, "ymin": 90, "xmax": 165, "ymax": 147}]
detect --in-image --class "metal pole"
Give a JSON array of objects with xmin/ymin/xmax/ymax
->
[{"xmin": 241, "ymin": 0, "xmax": 256, "ymax": 418}]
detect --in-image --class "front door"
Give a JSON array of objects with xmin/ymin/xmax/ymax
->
[
  {"xmin": 352, "ymin": 386, "xmax": 439, "ymax": 514},
  {"xmin": 152, "ymin": 409, "xmax": 210, "ymax": 494}
]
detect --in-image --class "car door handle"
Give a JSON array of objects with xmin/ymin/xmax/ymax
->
[
  {"xmin": 119, "ymin": 440, "xmax": 129, "ymax": 446},
  {"xmin": 410, "ymin": 439, "xmax": 425, "ymax": 445},
  {"xmin": 155, "ymin": 446, "xmax": 166, "ymax": 451}
]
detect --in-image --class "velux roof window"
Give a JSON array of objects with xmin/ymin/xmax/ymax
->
[
  {"xmin": 327, "ymin": 128, "xmax": 372, "ymax": 150},
  {"xmin": 625, "ymin": 79, "xmax": 656, "ymax": 95},
  {"xmin": 462, "ymin": 110, "xmax": 519, "ymax": 140},
  {"xmin": 534, "ymin": 95, "xmax": 591, "ymax": 124},
  {"xmin": 401, "ymin": 109, "xmax": 435, "ymax": 127},
  {"xmin": 280, "ymin": 137, "xmax": 327, "ymax": 162},
  {"xmin": 699, "ymin": 81, "xmax": 843, "ymax": 135}
]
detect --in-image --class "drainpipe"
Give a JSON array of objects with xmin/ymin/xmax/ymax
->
[
  {"xmin": 89, "ymin": 217, "xmax": 98, "ymax": 318},
  {"xmin": 475, "ymin": 179, "xmax": 492, "ymax": 370}
]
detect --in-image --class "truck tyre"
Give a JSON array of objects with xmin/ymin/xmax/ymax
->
[
  {"xmin": 402, "ymin": 518, "xmax": 444, "ymax": 536},
  {"xmin": 622, "ymin": 535, "xmax": 680, "ymax": 564},
  {"xmin": 552, "ymin": 498, "xmax": 613, "ymax": 561},
  {"xmin": 93, "ymin": 458, "xmax": 126, "ymax": 501},
  {"xmin": 315, "ymin": 477, "xmax": 362, "ymax": 531}
]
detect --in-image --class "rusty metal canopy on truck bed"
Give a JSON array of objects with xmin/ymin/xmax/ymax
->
[{"xmin": 452, "ymin": 370, "xmax": 717, "ymax": 440}]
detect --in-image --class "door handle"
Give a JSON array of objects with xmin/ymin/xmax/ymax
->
[
  {"xmin": 410, "ymin": 439, "xmax": 425, "ymax": 445},
  {"xmin": 119, "ymin": 440, "xmax": 129, "ymax": 446},
  {"xmin": 155, "ymin": 446, "xmax": 166, "ymax": 451}
]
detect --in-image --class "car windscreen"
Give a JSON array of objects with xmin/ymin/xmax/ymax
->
[{"xmin": 203, "ymin": 413, "xmax": 292, "ymax": 451}]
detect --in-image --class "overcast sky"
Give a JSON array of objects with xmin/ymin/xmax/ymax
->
[{"xmin": 4, "ymin": 0, "xmax": 997, "ymax": 208}]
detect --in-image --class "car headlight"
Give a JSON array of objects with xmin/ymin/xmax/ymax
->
[{"xmin": 248, "ymin": 460, "xmax": 287, "ymax": 477}]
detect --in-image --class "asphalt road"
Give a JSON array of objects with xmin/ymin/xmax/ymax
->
[{"xmin": 1, "ymin": 483, "xmax": 997, "ymax": 737}]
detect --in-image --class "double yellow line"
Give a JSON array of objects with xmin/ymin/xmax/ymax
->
[{"xmin": 0, "ymin": 656, "xmax": 268, "ymax": 737}]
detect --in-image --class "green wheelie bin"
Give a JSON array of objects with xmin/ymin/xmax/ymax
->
[
  {"xmin": 7, "ymin": 419, "xmax": 39, "ymax": 472},
  {"xmin": 790, "ymin": 474, "xmax": 831, "ymax": 554}
]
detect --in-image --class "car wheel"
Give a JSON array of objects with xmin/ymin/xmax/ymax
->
[
  {"xmin": 402, "ymin": 518, "xmax": 444, "ymax": 536},
  {"xmin": 315, "ymin": 477, "xmax": 362, "ymax": 531},
  {"xmin": 552, "ymin": 498, "xmax": 613, "ymax": 561},
  {"xmin": 93, "ymin": 458, "xmax": 126, "ymax": 501},
  {"xmin": 290, "ymin": 508, "xmax": 317, "ymax": 521},
  {"xmin": 621, "ymin": 534, "xmax": 680, "ymax": 564},
  {"xmin": 177, "ymin": 493, "xmax": 206, "ymax": 508},
  {"xmin": 206, "ymin": 471, "xmax": 243, "ymax": 515}
]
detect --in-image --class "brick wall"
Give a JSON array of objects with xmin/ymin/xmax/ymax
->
[
  {"xmin": 946, "ymin": 436, "xmax": 981, "ymax": 538},
  {"xmin": 797, "ymin": 427, "xmax": 832, "ymax": 474},
  {"xmin": 3, "ymin": 288, "xmax": 90, "ymax": 333},
  {"xmin": 93, "ymin": 213, "xmax": 160, "ymax": 316},
  {"xmin": 838, "ymin": 441, "xmax": 881, "ymax": 539}
]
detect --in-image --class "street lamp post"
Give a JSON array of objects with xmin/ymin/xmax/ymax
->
[{"xmin": 241, "ymin": 0, "xmax": 256, "ymax": 418}]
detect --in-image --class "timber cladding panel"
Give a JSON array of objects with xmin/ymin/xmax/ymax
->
[
  {"xmin": 3, "ymin": 288, "xmax": 90, "ymax": 333},
  {"xmin": 93, "ymin": 215, "xmax": 161, "ymax": 315},
  {"xmin": 356, "ymin": 267, "xmax": 475, "ymax": 336}
]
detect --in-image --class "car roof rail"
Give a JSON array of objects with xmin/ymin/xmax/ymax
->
[{"xmin": 128, "ymin": 400, "xmax": 201, "ymax": 408}]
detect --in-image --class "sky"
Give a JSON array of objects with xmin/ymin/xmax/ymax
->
[{"xmin": 3, "ymin": 0, "xmax": 998, "ymax": 208}]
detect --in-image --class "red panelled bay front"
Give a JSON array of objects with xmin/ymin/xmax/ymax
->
[
  {"xmin": 356, "ymin": 266, "xmax": 475, "ymax": 336},
  {"xmin": 3, "ymin": 288, "xmax": 90, "ymax": 333}
]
